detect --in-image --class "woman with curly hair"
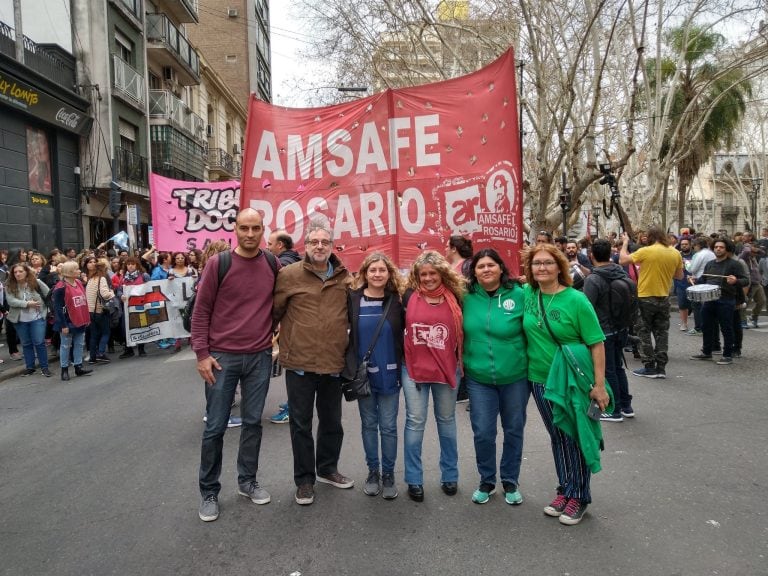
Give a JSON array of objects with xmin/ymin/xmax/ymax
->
[
  {"xmin": 401, "ymin": 250, "xmax": 465, "ymax": 502},
  {"xmin": 343, "ymin": 252, "xmax": 405, "ymax": 500},
  {"xmin": 521, "ymin": 242, "xmax": 609, "ymax": 526}
]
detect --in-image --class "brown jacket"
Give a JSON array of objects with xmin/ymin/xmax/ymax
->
[{"xmin": 272, "ymin": 254, "xmax": 349, "ymax": 374}]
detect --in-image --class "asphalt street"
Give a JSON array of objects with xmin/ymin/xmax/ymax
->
[{"xmin": 1, "ymin": 319, "xmax": 766, "ymax": 576}]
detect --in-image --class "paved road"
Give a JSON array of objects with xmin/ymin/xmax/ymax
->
[{"xmin": 1, "ymin": 322, "xmax": 766, "ymax": 576}]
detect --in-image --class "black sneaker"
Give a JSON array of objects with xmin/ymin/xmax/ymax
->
[
  {"xmin": 96, "ymin": 355, "xmax": 111, "ymax": 364},
  {"xmin": 716, "ymin": 356, "xmax": 733, "ymax": 365},
  {"xmin": 119, "ymin": 349, "xmax": 135, "ymax": 359},
  {"xmin": 41, "ymin": 368, "xmax": 52, "ymax": 378},
  {"xmin": 631, "ymin": 366, "xmax": 657, "ymax": 378},
  {"xmin": 691, "ymin": 353, "xmax": 712, "ymax": 360},
  {"xmin": 22, "ymin": 368, "xmax": 36, "ymax": 376},
  {"xmin": 559, "ymin": 498, "xmax": 588, "ymax": 525},
  {"xmin": 655, "ymin": 367, "xmax": 666, "ymax": 379}
]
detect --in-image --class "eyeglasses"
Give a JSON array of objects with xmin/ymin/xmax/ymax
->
[
  {"xmin": 307, "ymin": 239, "xmax": 331, "ymax": 247},
  {"xmin": 531, "ymin": 260, "xmax": 557, "ymax": 268}
]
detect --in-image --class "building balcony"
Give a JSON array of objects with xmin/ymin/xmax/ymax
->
[
  {"xmin": 112, "ymin": 54, "xmax": 146, "ymax": 109},
  {"xmin": 151, "ymin": 125, "xmax": 205, "ymax": 182},
  {"xmin": 154, "ymin": 0, "xmax": 198, "ymax": 24},
  {"xmin": 0, "ymin": 20, "xmax": 77, "ymax": 93},
  {"xmin": 114, "ymin": 146, "xmax": 149, "ymax": 187},
  {"xmin": 721, "ymin": 205, "xmax": 739, "ymax": 217},
  {"xmin": 148, "ymin": 89, "xmax": 204, "ymax": 141},
  {"xmin": 145, "ymin": 13, "xmax": 200, "ymax": 85},
  {"xmin": 206, "ymin": 147, "xmax": 239, "ymax": 179}
]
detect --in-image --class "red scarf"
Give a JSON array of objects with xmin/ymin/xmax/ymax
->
[{"xmin": 418, "ymin": 284, "xmax": 464, "ymax": 374}]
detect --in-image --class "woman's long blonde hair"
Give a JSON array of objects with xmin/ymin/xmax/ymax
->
[{"xmin": 406, "ymin": 250, "xmax": 465, "ymax": 300}]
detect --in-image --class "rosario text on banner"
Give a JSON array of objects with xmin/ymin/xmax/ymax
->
[{"xmin": 241, "ymin": 49, "xmax": 522, "ymax": 270}]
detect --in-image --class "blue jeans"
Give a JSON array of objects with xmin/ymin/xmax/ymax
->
[
  {"xmin": 199, "ymin": 349, "xmax": 272, "ymax": 497},
  {"xmin": 357, "ymin": 390, "xmax": 400, "ymax": 474},
  {"xmin": 60, "ymin": 329, "xmax": 85, "ymax": 368},
  {"xmin": 604, "ymin": 331, "xmax": 631, "ymax": 413},
  {"xmin": 466, "ymin": 376, "xmax": 529, "ymax": 488},
  {"xmin": 402, "ymin": 365, "xmax": 459, "ymax": 485},
  {"xmin": 15, "ymin": 318, "xmax": 48, "ymax": 370},
  {"xmin": 89, "ymin": 312, "xmax": 110, "ymax": 360},
  {"xmin": 702, "ymin": 299, "xmax": 735, "ymax": 357}
]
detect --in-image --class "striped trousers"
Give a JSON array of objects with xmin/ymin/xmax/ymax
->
[{"xmin": 530, "ymin": 381, "xmax": 592, "ymax": 503}]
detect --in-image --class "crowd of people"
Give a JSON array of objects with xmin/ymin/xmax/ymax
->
[
  {"xmin": 0, "ymin": 244, "xmax": 208, "ymax": 378},
  {"xmin": 2, "ymin": 221, "xmax": 764, "ymax": 529}
]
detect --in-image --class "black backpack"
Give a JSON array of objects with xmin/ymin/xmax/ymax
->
[
  {"xmin": 600, "ymin": 273, "xmax": 638, "ymax": 332},
  {"xmin": 181, "ymin": 250, "xmax": 278, "ymax": 332}
]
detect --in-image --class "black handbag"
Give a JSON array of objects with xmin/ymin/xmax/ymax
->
[{"xmin": 342, "ymin": 296, "xmax": 392, "ymax": 402}]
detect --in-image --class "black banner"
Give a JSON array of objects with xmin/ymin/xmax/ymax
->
[{"xmin": 0, "ymin": 68, "xmax": 92, "ymax": 136}]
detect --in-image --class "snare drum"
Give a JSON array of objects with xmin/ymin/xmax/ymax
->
[{"xmin": 686, "ymin": 284, "xmax": 721, "ymax": 303}]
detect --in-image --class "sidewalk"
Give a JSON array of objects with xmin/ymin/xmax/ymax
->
[{"xmin": 0, "ymin": 335, "xmax": 60, "ymax": 383}]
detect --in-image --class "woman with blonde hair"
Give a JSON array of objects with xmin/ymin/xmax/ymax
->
[
  {"xmin": 343, "ymin": 252, "xmax": 404, "ymax": 499},
  {"xmin": 5, "ymin": 263, "xmax": 51, "ymax": 376},
  {"xmin": 85, "ymin": 257, "xmax": 116, "ymax": 364},
  {"xmin": 52, "ymin": 261, "xmax": 92, "ymax": 380},
  {"xmin": 401, "ymin": 250, "xmax": 465, "ymax": 502}
]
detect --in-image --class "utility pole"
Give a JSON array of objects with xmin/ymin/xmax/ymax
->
[{"xmin": 13, "ymin": 0, "xmax": 24, "ymax": 63}]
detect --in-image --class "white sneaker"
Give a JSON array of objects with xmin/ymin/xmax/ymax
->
[{"xmin": 679, "ymin": 324, "xmax": 688, "ymax": 331}]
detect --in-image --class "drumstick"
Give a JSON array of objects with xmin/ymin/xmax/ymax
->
[{"xmin": 702, "ymin": 273, "xmax": 731, "ymax": 278}]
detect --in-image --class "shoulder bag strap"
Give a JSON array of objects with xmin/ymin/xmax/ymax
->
[
  {"xmin": 362, "ymin": 295, "xmax": 394, "ymax": 362},
  {"xmin": 538, "ymin": 289, "xmax": 562, "ymax": 348}
]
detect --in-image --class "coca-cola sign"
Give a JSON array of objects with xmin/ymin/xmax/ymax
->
[{"xmin": 55, "ymin": 108, "xmax": 81, "ymax": 129}]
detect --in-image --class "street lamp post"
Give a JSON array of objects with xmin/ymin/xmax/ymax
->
[
  {"xmin": 751, "ymin": 178, "xmax": 761, "ymax": 233},
  {"xmin": 592, "ymin": 205, "xmax": 601, "ymax": 239}
]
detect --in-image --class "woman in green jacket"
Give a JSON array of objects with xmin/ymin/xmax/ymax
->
[{"xmin": 463, "ymin": 248, "xmax": 529, "ymax": 506}]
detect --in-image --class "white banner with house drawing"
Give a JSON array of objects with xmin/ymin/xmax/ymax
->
[{"xmin": 122, "ymin": 278, "xmax": 194, "ymax": 344}]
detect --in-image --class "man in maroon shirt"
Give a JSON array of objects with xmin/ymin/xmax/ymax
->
[{"xmin": 192, "ymin": 208, "xmax": 279, "ymax": 522}]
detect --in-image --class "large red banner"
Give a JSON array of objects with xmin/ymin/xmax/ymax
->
[{"xmin": 241, "ymin": 49, "xmax": 521, "ymax": 271}]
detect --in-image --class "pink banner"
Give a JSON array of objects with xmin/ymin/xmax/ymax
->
[
  {"xmin": 241, "ymin": 49, "xmax": 522, "ymax": 271},
  {"xmin": 149, "ymin": 173, "xmax": 238, "ymax": 252}
]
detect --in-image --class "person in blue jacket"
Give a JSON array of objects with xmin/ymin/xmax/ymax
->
[
  {"xmin": 462, "ymin": 248, "xmax": 529, "ymax": 506},
  {"xmin": 343, "ymin": 252, "xmax": 404, "ymax": 500}
]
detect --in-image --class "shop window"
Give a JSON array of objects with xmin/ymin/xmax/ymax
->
[{"xmin": 26, "ymin": 126, "xmax": 52, "ymax": 195}]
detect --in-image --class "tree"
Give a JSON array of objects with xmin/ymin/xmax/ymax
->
[{"xmin": 646, "ymin": 25, "xmax": 752, "ymax": 230}]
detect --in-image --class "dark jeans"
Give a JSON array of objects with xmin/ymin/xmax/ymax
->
[
  {"xmin": 605, "ymin": 331, "xmax": 632, "ymax": 413},
  {"xmin": 5, "ymin": 318, "xmax": 19, "ymax": 354},
  {"xmin": 285, "ymin": 370, "xmax": 344, "ymax": 486},
  {"xmin": 89, "ymin": 312, "xmax": 110, "ymax": 359},
  {"xmin": 637, "ymin": 297, "xmax": 671, "ymax": 370},
  {"xmin": 691, "ymin": 301, "xmax": 703, "ymax": 331},
  {"xmin": 732, "ymin": 308, "xmax": 743, "ymax": 355},
  {"xmin": 199, "ymin": 349, "xmax": 272, "ymax": 497},
  {"xmin": 701, "ymin": 299, "xmax": 735, "ymax": 357}
]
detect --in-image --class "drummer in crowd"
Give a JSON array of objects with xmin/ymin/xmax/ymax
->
[
  {"xmin": 619, "ymin": 227, "xmax": 683, "ymax": 380},
  {"xmin": 690, "ymin": 238, "xmax": 748, "ymax": 365},
  {"xmin": 686, "ymin": 237, "xmax": 716, "ymax": 335}
]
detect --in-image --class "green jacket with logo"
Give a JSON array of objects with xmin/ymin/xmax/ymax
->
[{"xmin": 462, "ymin": 282, "xmax": 527, "ymax": 385}]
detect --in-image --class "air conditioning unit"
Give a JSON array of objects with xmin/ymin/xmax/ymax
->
[
  {"xmin": 227, "ymin": 8, "xmax": 238, "ymax": 17},
  {"xmin": 206, "ymin": 124, "xmax": 214, "ymax": 138}
]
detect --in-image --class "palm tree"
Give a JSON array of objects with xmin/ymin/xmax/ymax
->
[{"xmin": 648, "ymin": 26, "xmax": 752, "ymax": 229}]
